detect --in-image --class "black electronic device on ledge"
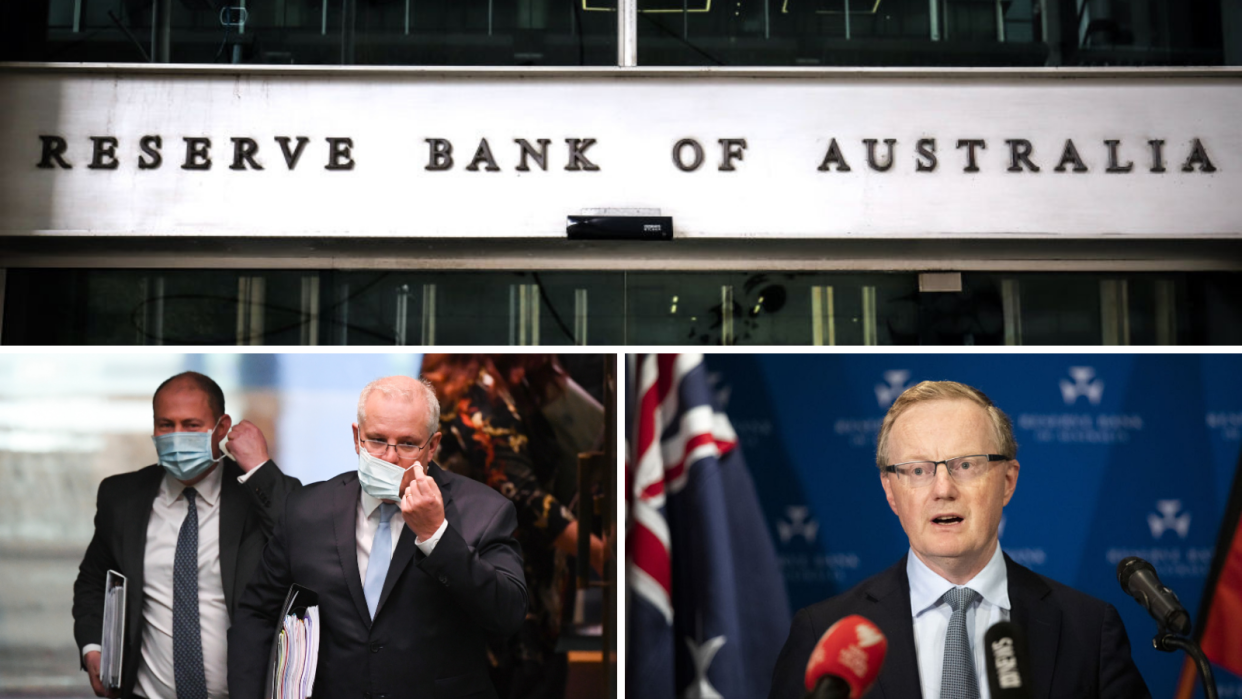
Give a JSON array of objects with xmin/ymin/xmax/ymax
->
[{"xmin": 566, "ymin": 215, "xmax": 673, "ymax": 241}]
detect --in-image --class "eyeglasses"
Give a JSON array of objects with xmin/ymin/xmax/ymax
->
[
  {"xmin": 883, "ymin": 454, "xmax": 1010, "ymax": 487},
  {"xmin": 360, "ymin": 435, "xmax": 435, "ymax": 459}
]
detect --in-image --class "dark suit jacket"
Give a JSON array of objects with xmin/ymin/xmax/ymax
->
[
  {"xmin": 72, "ymin": 459, "xmax": 301, "ymax": 697},
  {"xmin": 227, "ymin": 462, "xmax": 528, "ymax": 699},
  {"xmin": 769, "ymin": 554, "xmax": 1151, "ymax": 699}
]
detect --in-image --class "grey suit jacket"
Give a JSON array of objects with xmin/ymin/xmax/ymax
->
[
  {"xmin": 769, "ymin": 554, "xmax": 1152, "ymax": 699},
  {"xmin": 72, "ymin": 459, "xmax": 301, "ymax": 697}
]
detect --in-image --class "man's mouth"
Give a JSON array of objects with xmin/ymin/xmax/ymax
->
[{"xmin": 932, "ymin": 515, "xmax": 964, "ymax": 525}]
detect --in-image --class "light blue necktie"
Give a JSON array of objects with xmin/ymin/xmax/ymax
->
[
  {"xmin": 940, "ymin": 586, "xmax": 981, "ymax": 699},
  {"xmin": 363, "ymin": 502, "xmax": 398, "ymax": 619},
  {"xmin": 173, "ymin": 488, "xmax": 208, "ymax": 699}
]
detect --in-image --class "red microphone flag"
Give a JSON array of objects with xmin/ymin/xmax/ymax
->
[{"xmin": 803, "ymin": 615, "xmax": 888, "ymax": 699}]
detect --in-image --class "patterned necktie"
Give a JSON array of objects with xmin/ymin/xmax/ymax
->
[
  {"xmin": 173, "ymin": 487, "xmax": 208, "ymax": 699},
  {"xmin": 940, "ymin": 587, "xmax": 980, "ymax": 699},
  {"xmin": 364, "ymin": 502, "xmax": 399, "ymax": 619}
]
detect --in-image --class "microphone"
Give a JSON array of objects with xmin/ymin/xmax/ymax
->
[
  {"xmin": 802, "ymin": 615, "xmax": 888, "ymax": 699},
  {"xmin": 1116, "ymin": 556, "xmax": 1191, "ymax": 635},
  {"xmin": 984, "ymin": 621, "xmax": 1034, "ymax": 699}
]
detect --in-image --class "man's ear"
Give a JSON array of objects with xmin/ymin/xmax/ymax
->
[
  {"xmin": 880, "ymin": 470, "xmax": 900, "ymax": 517},
  {"xmin": 1001, "ymin": 460, "xmax": 1020, "ymax": 506},
  {"xmin": 212, "ymin": 415, "xmax": 232, "ymax": 452},
  {"xmin": 352, "ymin": 423, "xmax": 361, "ymax": 454}
]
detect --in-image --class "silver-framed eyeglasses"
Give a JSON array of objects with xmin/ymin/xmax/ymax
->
[
  {"xmin": 360, "ymin": 435, "xmax": 435, "ymax": 459},
  {"xmin": 883, "ymin": 454, "xmax": 1010, "ymax": 487}
]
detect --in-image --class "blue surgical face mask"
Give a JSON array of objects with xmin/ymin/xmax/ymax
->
[
  {"xmin": 153, "ymin": 416, "xmax": 224, "ymax": 482},
  {"xmin": 356, "ymin": 439, "xmax": 414, "ymax": 502}
]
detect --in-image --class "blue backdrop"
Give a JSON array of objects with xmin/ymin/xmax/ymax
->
[{"xmin": 706, "ymin": 353, "xmax": 1242, "ymax": 698}]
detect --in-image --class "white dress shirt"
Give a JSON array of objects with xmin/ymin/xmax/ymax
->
[
  {"xmin": 82, "ymin": 461, "xmax": 266, "ymax": 699},
  {"xmin": 137, "ymin": 463, "xmax": 231, "ymax": 699},
  {"xmin": 356, "ymin": 488, "xmax": 447, "ymax": 588},
  {"xmin": 908, "ymin": 543, "xmax": 1011, "ymax": 699}
]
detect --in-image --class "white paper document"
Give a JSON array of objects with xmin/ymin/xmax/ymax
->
[{"xmin": 100, "ymin": 570, "xmax": 126, "ymax": 690}]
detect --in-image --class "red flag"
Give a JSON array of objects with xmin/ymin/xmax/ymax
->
[
  {"xmin": 1199, "ymin": 515, "xmax": 1242, "ymax": 674},
  {"xmin": 1177, "ymin": 453, "xmax": 1242, "ymax": 699}
]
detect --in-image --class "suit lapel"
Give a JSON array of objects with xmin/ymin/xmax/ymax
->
[
  {"xmin": 1005, "ymin": 555, "xmax": 1059, "ymax": 699},
  {"xmin": 333, "ymin": 474, "xmax": 372, "ymax": 629},
  {"xmin": 218, "ymin": 459, "xmax": 247, "ymax": 613},
  {"xmin": 867, "ymin": 557, "xmax": 923, "ymax": 699},
  {"xmin": 123, "ymin": 467, "xmax": 163, "ymax": 689},
  {"xmin": 376, "ymin": 462, "xmax": 456, "ymax": 617}
]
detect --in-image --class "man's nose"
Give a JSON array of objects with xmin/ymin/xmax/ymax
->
[
  {"xmin": 379, "ymin": 445, "xmax": 402, "ymax": 465},
  {"xmin": 931, "ymin": 463, "xmax": 958, "ymax": 496}
]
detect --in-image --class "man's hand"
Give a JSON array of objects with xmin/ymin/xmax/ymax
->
[
  {"xmin": 226, "ymin": 419, "xmax": 270, "ymax": 473},
  {"xmin": 555, "ymin": 521, "xmax": 608, "ymax": 576},
  {"xmin": 589, "ymin": 533, "xmax": 608, "ymax": 577},
  {"xmin": 84, "ymin": 650, "xmax": 119, "ymax": 698},
  {"xmin": 399, "ymin": 462, "xmax": 445, "ymax": 541}
]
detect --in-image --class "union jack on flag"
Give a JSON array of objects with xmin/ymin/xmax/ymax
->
[{"xmin": 627, "ymin": 354, "xmax": 791, "ymax": 699}]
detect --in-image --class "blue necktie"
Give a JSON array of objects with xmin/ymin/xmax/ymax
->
[
  {"xmin": 173, "ymin": 487, "xmax": 208, "ymax": 699},
  {"xmin": 364, "ymin": 503, "xmax": 398, "ymax": 619},
  {"xmin": 940, "ymin": 586, "xmax": 981, "ymax": 699}
]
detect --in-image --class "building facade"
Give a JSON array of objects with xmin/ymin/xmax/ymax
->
[{"xmin": 2, "ymin": 0, "xmax": 1240, "ymax": 345}]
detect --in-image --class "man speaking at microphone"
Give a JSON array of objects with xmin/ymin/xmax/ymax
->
[
  {"xmin": 770, "ymin": 381, "xmax": 1150, "ymax": 699},
  {"xmin": 228, "ymin": 375, "xmax": 527, "ymax": 699}
]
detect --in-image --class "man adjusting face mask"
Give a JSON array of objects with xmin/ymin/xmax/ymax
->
[
  {"xmin": 152, "ymin": 415, "xmax": 225, "ymax": 482},
  {"xmin": 356, "ymin": 437, "xmax": 417, "ymax": 502}
]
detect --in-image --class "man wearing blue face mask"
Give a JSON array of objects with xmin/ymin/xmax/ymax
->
[
  {"xmin": 228, "ymin": 375, "xmax": 527, "ymax": 699},
  {"xmin": 72, "ymin": 371, "xmax": 301, "ymax": 699}
]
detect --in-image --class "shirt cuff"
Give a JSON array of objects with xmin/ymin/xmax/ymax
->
[
  {"xmin": 82, "ymin": 643, "xmax": 101, "ymax": 658},
  {"xmin": 415, "ymin": 518, "xmax": 449, "ymax": 555},
  {"xmin": 236, "ymin": 460, "xmax": 269, "ymax": 483}
]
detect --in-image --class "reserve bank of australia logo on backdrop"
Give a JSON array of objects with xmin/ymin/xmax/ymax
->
[
  {"xmin": 1060, "ymin": 367, "xmax": 1105, "ymax": 405},
  {"xmin": 777, "ymin": 505, "xmax": 819, "ymax": 545},
  {"xmin": 1107, "ymin": 498, "xmax": 1209, "ymax": 576},
  {"xmin": 875, "ymin": 370, "xmax": 912, "ymax": 409},
  {"xmin": 1148, "ymin": 500, "xmax": 1191, "ymax": 539}
]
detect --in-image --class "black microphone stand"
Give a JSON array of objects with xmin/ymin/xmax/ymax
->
[{"xmin": 1152, "ymin": 632, "xmax": 1218, "ymax": 699}]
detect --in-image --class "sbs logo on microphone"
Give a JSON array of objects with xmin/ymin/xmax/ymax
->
[
  {"xmin": 990, "ymin": 637, "xmax": 1022, "ymax": 689},
  {"xmin": 856, "ymin": 625, "xmax": 884, "ymax": 648},
  {"xmin": 837, "ymin": 620, "xmax": 885, "ymax": 679},
  {"xmin": 838, "ymin": 645, "xmax": 868, "ymax": 679}
]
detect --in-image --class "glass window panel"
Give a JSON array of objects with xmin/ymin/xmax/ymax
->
[
  {"xmin": 635, "ymin": 0, "xmax": 1227, "ymax": 66},
  {"xmin": 4, "ymin": 268, "xmax": 1241, "ymax": 345},
  {"xmin": 327, "ymin": 270, "xmax": 625, "ymax": 345},
  {"xmin": 16, "ymin": 0, "xmax": 1236, "ymax": 65},
  {"xmin": 32, "ymin": 0, "xmax": 617, "ymax": 65},
  {"xmin": 623, "ymin": 271, "xmax": 918, "ymax": 345},
  {"xmin": 1, "ymin": 269, "xmax": 312, "ymax": 345}
]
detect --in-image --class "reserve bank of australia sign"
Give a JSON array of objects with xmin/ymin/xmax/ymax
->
[{"xmin": 1, "ymin": 65, "xmax": 1239, "ymax": 239}]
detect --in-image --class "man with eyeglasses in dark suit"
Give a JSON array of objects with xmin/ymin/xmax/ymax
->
[
  {"xmin": 769, "ymin": 380, "xmax": 1150, "ymax": 699},
  {"xmin": 228, "ymin": 375, "xmax": 527, "ymax": 699}
]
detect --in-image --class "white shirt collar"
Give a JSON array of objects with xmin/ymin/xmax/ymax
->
[
  {"xmin": 908, "ymin": 542, "xmax": 1010, "ymax": 618},
  {"xmin": 360, "ymin": 487, "xmax": 383, "ymax": 519},
  {"xmin": 160, "ymin": 458, "xmax": 224, "ymax": 507},
  {"xmin": 360, "ymin": 488, "xmax": 402, "ymax": 519}
]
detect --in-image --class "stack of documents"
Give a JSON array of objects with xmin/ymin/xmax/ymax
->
[
  {"xmin": 265, "ymin": 584, "xmax": 320, "ymax": 699},
  {"xmin": 273, "ymin": 606, "xmax": 319, "ymax": 699},
  {"xmin": 100, "ymin": 570, "xmax": 126, "ymax": 690}
]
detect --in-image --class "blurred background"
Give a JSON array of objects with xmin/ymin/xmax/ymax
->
[{"xmin": 0, "ymin": 351, "xmax": 615, "ymax": 699}]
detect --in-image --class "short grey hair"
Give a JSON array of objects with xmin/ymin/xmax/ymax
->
[
  {"xmin": 356, "ymin": 375, "xmax": 441, "ymax": 437},
  {"xmin": 875, "ymin": 380, "xmax": 1017, "ymax": 469}
]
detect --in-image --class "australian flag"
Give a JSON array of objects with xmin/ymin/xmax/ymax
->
[{"xmin": 627, "ymin": 354, "xmax": 792, "ymax": 699}]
